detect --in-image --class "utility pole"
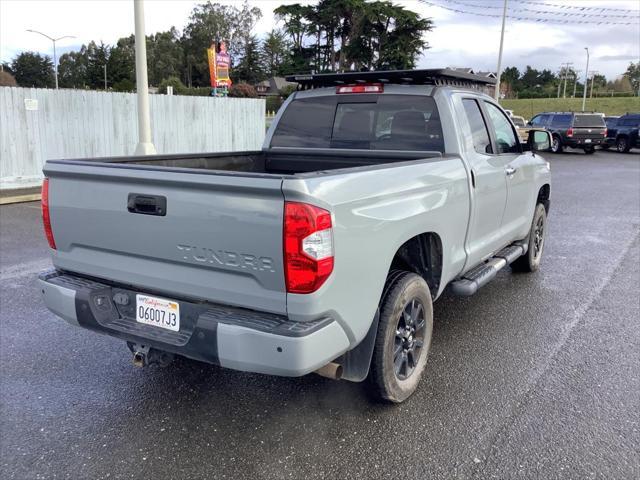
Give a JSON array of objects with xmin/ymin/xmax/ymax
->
[
  {"xmin": 581, "ymin": 47, "xmax": 589, "ymax": 111},
  {"xmin": 494, "ymin": 0, "xmax": 508, "ymax": 101},
  {"xmin": 557, "ymin": 67, "xmax": 563, "ymax": 98},
  {"xmin": 572, "ymin": 70, "xmax": 581, "ymax": 98},
  {"xmin": 26, "ymin": 29, "xmax": 76, "ymax": 89},
  {"xmin": 133, "ymin": 0, "xmax": 156, "ymax": 155},
  {"xmin": 104, "ymin": 64, "xmax": 107, "ymax": 90}
]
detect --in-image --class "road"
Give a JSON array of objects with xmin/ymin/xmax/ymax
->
[{"xmin": 1, "ymin": 151, "xmax": 639, "ymax": 480}]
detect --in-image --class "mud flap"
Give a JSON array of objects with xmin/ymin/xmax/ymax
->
[{"xmin": 339, "ymin": 309, "xmax": 380, "ymax": 382}]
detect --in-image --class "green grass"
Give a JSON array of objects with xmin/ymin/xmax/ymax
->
[{"xmin": 500, "ymin": 97, "xmax": 640, "ymax": 119}]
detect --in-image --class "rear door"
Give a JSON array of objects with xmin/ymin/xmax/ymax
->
[
  {"xmin": 44, "ymin": 161, "xmax": 287, "ymax": 314},
  {"xmin": 460, "ymin": 98, "xmax": 508, "ymax": 266}
]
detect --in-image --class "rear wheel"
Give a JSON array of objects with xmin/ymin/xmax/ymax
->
[
  {"xmin": 367, "ymin": 272, "xmax": 433, "ymax": 403},
  {"xmin": 512, "ymin": 203, "xmax": 547, "ymax": 273},
  {"xmin": 583, "ymin": 146, "xmax": 595, "ymax": 154},
  {"xmin": 551, "ymin": 135, "xmax": 563, "ymax": 153},
  {"xmin": 616, "ymin": 136, "xmax": 630, "ymax": 153}
]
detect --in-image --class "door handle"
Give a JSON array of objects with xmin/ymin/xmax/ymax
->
[
  {"xmin": 127, "ymin": 193, "xmax": 167, "ymax": 216},
  {"xmin": 505, "ymin": 166, "xmax": 517, "ymax": 177}
]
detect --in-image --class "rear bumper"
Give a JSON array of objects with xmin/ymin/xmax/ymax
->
[
  {"xmin": 39, "ymin": 270, "xmax": 350, "ymax": 377},
  {"xmin": 565, "ymin": 138, "xmax": 603, "ymax": 148}
]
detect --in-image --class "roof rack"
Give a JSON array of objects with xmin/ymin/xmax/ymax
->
[{"xmin": 285, "ymin": 68, "xmax": 496, "ymax": 90}]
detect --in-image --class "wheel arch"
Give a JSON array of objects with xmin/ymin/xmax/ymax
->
[
  {"xmin": 387, "ymin": 232, "xmax": 443, "ymax": 298},
  {"xmin": 537, "ymin": 183, "xmax": 551, "ymax": 213}
]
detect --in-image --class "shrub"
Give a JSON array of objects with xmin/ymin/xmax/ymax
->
[
  {"xmin": 265, "ymin": 95, "xmax": 283, "ymax": 113},
  {"xmin": 228, "ymin": 83, "xmax": 258, "ymax": 98},
  {"xmin": 112, "ymin": 78, "xmax": 135, "ymax": 92},
  {"xmin": 158, "ymin": 76, "xmax": 186, "ymax": 95}
]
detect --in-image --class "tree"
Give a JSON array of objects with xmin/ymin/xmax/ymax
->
[
  {"xmin": 262, "ymin": 29, "xmax": 290, "ymax": 77},
  {"xmin": 58, "ymin": 49, "xmax": 88, "ymax": 88},
  {"xmin": 85, "ymin": 41, "xmax": 110, "ymax": 89},
  {"xmin": 147, "ymin": 27, "xmax": 184, "ymax": 86},
  {"xmin": 181, "ymin": 1, "xmax": 262, "ymax": 87},
  {"xmin": 108, "ymin": 36, "xmax": 136, "ymax": 88},
  {"xmin": 625, "ymin": 61, "xmax": 639, "ymax": 95},
  {"xmin": 11, "ymin": 52, "xmax": 54, "ymax": 88},
  {"xmin": 233, "ymin": 34, "xmax": 266, "ymax": 84},
  {"xmin": 274, "ymin": 0, "xmax": 433, "ymax": 73}
]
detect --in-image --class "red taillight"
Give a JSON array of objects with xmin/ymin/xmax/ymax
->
[
  {"xmin": 41, "ymin": 178, "xmax": 56, "ymax": 250},
  {"xmin": 336, "ymin": 83, "xmax": 383, "ymax": 94},
  {"xmin": 603, "ymin": 128, "xmax": 608, "ymax": 136},
  {"xmin": 284, "ymin": 201, "xmax": 334, "ymax": 294},
  {"xmin": 567, "ymin": 128, "xmax": 574, "ymax": 137}
]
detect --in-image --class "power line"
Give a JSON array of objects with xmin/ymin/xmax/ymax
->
[
  {"xmin": 418, "ymin": 0, "xmax": 639, "ymax": 25},
  {"xmin": 441, "ymin": 0, "xmax": 634, "ymax": 18},
  {"xmin": 512, "ymin": 0, "xmax": 639, "ymax": 14}
]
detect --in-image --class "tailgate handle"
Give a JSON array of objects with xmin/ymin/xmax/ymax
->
[{"xmin": 127, "ymin": 193, "xmax": 167, "ymax": 216}]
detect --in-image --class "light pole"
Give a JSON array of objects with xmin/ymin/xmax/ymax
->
[
  {"xmin": 494, "ymin": 0, "xmax": 508, "ymax": 100},
  {"xmin": 581, "ymin": 47, "xmax": 589, "ymax": 111},
  {"xmin": 26, "ymin": 29, "xmax": 75, "ymax": 89},
  {"xmin": 133, "ymin": 0, "xmax": 156, "ymax": 155}
]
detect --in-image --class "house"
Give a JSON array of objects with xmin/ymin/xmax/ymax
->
[{"xmin": 255, "ymin": 77, "xmax": 297, "ymax": 97}]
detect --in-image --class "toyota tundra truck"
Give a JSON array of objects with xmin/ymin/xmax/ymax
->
[{"xmin": 39, "ymin": 69, "xmax": 552, "ymax": 403}]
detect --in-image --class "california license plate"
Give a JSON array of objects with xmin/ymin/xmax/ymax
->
[{"xmin": 136, "ymin": 294, "xmax": 180, "ymax": 331}]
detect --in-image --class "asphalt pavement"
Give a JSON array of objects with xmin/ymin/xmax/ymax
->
[{"xmin": 1, "ymin": 150, "xmax": 639, "ymax": 479}]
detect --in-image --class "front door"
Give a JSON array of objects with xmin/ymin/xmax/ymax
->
[{"xmin": 482, "ymin": 101, "xmax": 537, "ymax": 242}]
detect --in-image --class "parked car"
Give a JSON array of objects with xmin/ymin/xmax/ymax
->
[
  {"xmin": 511, "ymin": 115, "xmax": 533, "ymax": 142},
  {"xmin": 528, "ymin": 111, "xmax": 607, "ymax": 154},
  {"xmin": 39, "ymin": 69, "xmax": 552, "ymax": 403},
  {"xmin": 603, "ymin": 113, "xmax": 639, "ymax": 153}
]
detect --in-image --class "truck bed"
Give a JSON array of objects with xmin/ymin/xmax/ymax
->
[{"xmin": 50, "ymin": 148, "xmax": 442, "ymax": 177}]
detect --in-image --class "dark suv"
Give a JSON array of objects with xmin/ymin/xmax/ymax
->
[
  {"xmin": 603, "ymin": 113, "xmax": 640, "ymax": 153},
  {"xmin": 528, "ymin": 112, "xmax": 607, "ymax": 154}
]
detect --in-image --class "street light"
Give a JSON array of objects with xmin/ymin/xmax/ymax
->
[
  {"xmin": 582, "ymin": 47, "xmax": 589, "ymax": 112},
  {"xmin": 26, "ymin": 29, "xmax": 75, "ymax": 89}
]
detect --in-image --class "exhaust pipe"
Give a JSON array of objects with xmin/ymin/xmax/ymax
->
[
  {"xmin": 132, "ymin": 351, "xmax": 147, "ymax": 368},
  {"xmin": 314, "ymin": 362, "xmax": 343, "ymax": 380}
]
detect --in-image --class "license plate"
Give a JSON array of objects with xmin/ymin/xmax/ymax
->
[
  {"xmin": 584, "ymin": 139, "xmax": 592, "ymax": 143},
  {"xmin": 136, "ymin": 294, "xmax": 180, "ymax": 331}
]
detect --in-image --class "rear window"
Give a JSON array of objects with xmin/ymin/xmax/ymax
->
[
  {"xmin": 573, "ymin": 114, "xmax": 605, "ymax": 127},
  {"xmin": 271, "ymin": 94, "xmax": 444, "ymax": 152}
]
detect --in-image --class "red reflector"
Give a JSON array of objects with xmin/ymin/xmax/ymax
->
[
  {"xmin": 41, "ymin": 178, "xmax": 56, "ymax": 250},
  {"xmin": 336, "ymin": 83, "xmax": 383, "ymax": 94},
  {"xmin": 284, "ymin": 202, "xmax": 334, "ymax": 294},
  {"xmin": 567, "ymin": 127, "xmax": 573, "ymax": 137}
]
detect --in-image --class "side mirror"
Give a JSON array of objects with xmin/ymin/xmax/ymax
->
[
  {"xmin": 527, "ymin": 129, "xmax": 552, "ymax": 152},
  {"xmin": 526, "ymin": 121, "xmax": 533, "ymax": 127}
]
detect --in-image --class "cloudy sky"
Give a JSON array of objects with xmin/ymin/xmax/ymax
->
[{"xmin": 1, "ymin": 0, "xmax": 638, "ymax": 80}]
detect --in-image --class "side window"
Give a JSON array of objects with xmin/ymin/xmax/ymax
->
[
  {"xmin": 484, "ymin": 102, "xmax": 519, "ymax": 154},
  {"xmin": 550, "ymin": 114, "xmax": 571, "ymax": 127},
  {"xmin": 462, "ymin": 99, "xmax": 492, "ymax": 154},
  {"xmin": 530, "ymin": 115, "xmax": 542, "ymax": 126}
]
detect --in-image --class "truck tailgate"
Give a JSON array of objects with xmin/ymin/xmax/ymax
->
[{"xmin": 44, "ymin": 161, "xmax": 286, "ymax": 314}]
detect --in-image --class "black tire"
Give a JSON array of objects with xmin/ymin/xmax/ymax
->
[
  {"xmin": 583, "ymin": 146, "xmax": 595, "ymax": 154},
  {"xmin": 551, "ymin": 135, "xmax": 563, "ymax": 154},
  {"xmin": 616, "ymin": 136, "xmax": 630, "ymax": 153},
  {"xmin": 367, "ymin": 271, "xmax": 433, "ymax": 403},
  {"xmin": 512, "ymin": 203, "xmax": 547, "ymax": 273}
]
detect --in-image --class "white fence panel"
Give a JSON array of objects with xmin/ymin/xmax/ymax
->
[{"xmin": 0, "ymin": 87, "xmax": 265, "ymax": 189}]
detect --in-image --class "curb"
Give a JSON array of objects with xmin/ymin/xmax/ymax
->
[{"xmin": 0, "ymin": 193, "xmax": 41, "ymax": 205}]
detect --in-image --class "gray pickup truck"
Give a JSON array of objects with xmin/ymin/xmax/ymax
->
[{"xmin": 39, "ymin": 69, "xmax": 552, "ymax": 403}]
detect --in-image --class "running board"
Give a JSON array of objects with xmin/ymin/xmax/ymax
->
[{"xmin": 450, "ymin": 244, "xmax": 528, "ymax": 296}]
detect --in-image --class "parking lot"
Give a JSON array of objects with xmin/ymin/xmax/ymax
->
[{"xmin": 1, "ymin": 150, "xmax": 638, "ymax": 479}]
